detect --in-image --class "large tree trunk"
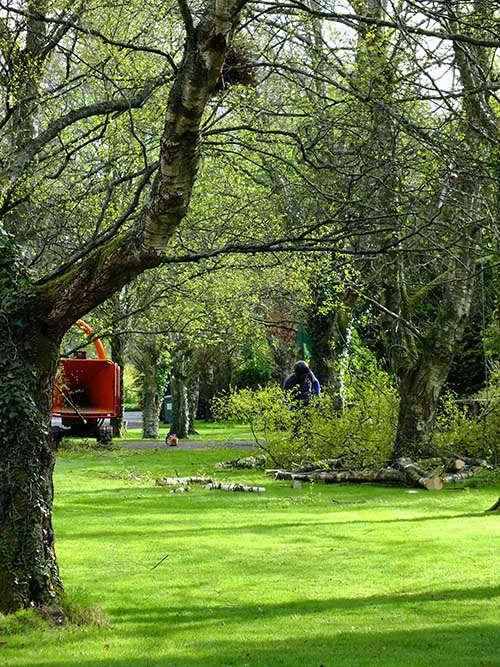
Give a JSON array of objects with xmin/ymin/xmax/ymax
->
[
  {"xmin": 351, "ymin": 0, "xmax": 494, "ymax": 460},
  {"xmin": 110, "ymin": 332, "xmax": 126, "ymax": 439},
  {"xmin": 138, "ymin": 338, "xmax": 162, "ymax": 439},
  {"xmin": 307, "ymin": 284, "xmax": 357, "ymax": 404},
  {"xmin": 188, "ymin": 375, "xmax": 200, "ymax": 434},
  {"xmin": 391, "ymin": 222, "xmax": 479, "ymax": 458},
  {"xmin": 394, "ymin": 356, "xmax": 454, "ymax": 460},
  {"xmin": 392, "ymin": 9, "xmax": 498, "ymax": 458},
  {"xmin": 170, "ymin": 348, "xmax": 191, "ymax": 439},
  {"xmin": 0, "ymin": 245, "xmax": 63, "ymax": 613}
]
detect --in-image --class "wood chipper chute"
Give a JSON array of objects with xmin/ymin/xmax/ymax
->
[{"xmin": 52, "ymin": 320, "xmax": 121, "ymax": 445}]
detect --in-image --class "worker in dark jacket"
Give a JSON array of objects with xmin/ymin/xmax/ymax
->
[{"xmin": 283, "ymin": 360, "xmax": 321, "ymax": 407}]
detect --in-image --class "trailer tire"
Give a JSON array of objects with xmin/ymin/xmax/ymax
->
[
  {"xmin": 52, "ymin": 426, "xmax": 64, "ymax": 447},
  {"xmin": 97, "ymin": 426, "xmax": 112, "ymax": 446}
]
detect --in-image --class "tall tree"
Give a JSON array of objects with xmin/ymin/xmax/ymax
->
[{"xmin": 0, "ymin": 0, "xmax": 244, "ymax": 613}]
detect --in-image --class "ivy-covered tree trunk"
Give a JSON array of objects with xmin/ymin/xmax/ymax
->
[{"xmin": 0, "ymin": 243, "xmax": 63, "ymax": 613}]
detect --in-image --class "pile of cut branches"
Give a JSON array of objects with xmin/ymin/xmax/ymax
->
[{"xmin": 265, "ymin": 455, "xmax": 490, "ymax": 490}]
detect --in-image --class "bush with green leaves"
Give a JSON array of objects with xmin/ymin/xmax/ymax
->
[
  {"xmin": 214, "ymin": 352, "xmax": 398, "ymax": 469},
  {"xmin": 434, "ymin": 377, "xmax": 500, "ymax": 464}
]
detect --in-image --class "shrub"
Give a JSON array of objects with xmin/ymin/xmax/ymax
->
[
  {"xmin": 214, "ymin": 351, "xmax": 398, "ymax": 469},
  {"xmin": 434, "ymin": 376, "xmax": 500, "ymax": 464}
]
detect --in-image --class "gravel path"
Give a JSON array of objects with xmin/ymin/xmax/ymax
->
[{"xmin": 121, "ymin": 440, "xmax": 257, "ymax": 451}]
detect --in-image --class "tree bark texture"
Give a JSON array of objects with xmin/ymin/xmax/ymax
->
[
  {"xmin": 170, "ymin": 347, "xmax": 191, "ymax": 439},
  {"xmin": 141, "ymin": 340, "xmax": 161, "ymax": 439},
  {"xmin": 0, "ymin": 244, "xmax": 63, "ymax": 613},
  {"xmin": 110, "ymin": 334, "xmax": 126, "ymax": 439}
]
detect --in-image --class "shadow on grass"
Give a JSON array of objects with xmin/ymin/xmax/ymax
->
[
  {"xmin": 109, "ymin": 583, "xmax": 500, "ymax": 626},
  {"xmin": 4, "ymin": 585, "xmax": 499, "ymax": 666},
  {"xmin": 55, "ymin": 489, "xmax": 490, "ymax": 543},
  {"xmin": 14, "ymin": 621, "xmax": 500, "ymax": 667}
]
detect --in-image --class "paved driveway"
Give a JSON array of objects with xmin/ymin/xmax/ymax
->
[
  {"xmin": 124, "ymin": 411, "xmax": 142, "ymax": 428},
  {"xmin": 122, "ymin": 411, "xmax": 256, "ymax": 450},
  {"xmin": 121, "ymin": 439, "xmax": 256, "ymax": 451}
]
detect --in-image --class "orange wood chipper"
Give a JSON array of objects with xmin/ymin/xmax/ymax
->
[{"xmin": 52, "ymin": 320, "xmax": 121, "ymax": 444}]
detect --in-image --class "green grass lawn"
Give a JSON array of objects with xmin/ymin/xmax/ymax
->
[
  {"xmin": 119, "ymin": 420, "xmax": 257, "ymax": 442},
  {"xmin": 2, "ymin": 446, "xmax": 500, "ymax": 667}
]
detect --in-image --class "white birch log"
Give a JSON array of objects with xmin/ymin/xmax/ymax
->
[
  {"xmin": 268, "ymin": 461, "xmax": 444, "ymax": 489},
  {"xmin": 393, "ymin": 458, "xmax": 443, "ymax": 490},
  {"xmin": 156, "ymin": 476, "xmax": 212, "ymax": 486},
  {"xmin": 444, "ymin": 458, "xmax": 466, "ymax": 473},
  {"xmin": 204, "ymin": 482, "xmax": 266, "ymax": 493},
  {"xmin": 441, "ymin": 468, "xmax": 481, "ymax": 484},
  {"xmin": 267, "ymin": 468, "xmax": 406, "ymax": 484}
]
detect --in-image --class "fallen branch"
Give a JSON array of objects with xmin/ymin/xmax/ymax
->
[
  {"xmin": 444, "ymin": 458, "xmax": 466, "ymax": 473},
  {"xmin": 441, "ymin": 468, "xmax": 482, "ymax": 484},
  {"xmin": 156, "ymin": 476, "xmax": 212, "ymax": 486},
  {"xmin": 267, "ymin": 453, "xmax": 493, "ymax": 490},
  {"xmin": 215, "ymin": 455, "xmax": 266, "ymax": 469},
  {"xmin": 267, "ymin": 458, "xmax": 476, "ymax": 490},
  {"xmin": 291, "ymin": 458, "xmax": 344, "ymax": 472},
  {"xmin": 394, "ymin": 458, "xmax": 443, "ymax": 491},
  {"xmin": 204, "ymin": 482, "xmax": 266, "ymax": 493},
  {"xmin": 451, "ymin": 454, "xmax": 488, "ymax": 468},
  {"xmin": 150, "ymin": 554, "xmax": 169, "ymax": 570},
  {"xmin": 267, "ymin": 468, "xmax": 406, "ymax": 485}
]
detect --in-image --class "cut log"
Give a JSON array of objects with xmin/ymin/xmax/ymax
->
[
  {"xmin": 204, "ymin": 482, "xmax": 266, "ymax": 493},
  {"xmin": 451, "ymin": 454, "xmax": 488, "ymax": 468},
  {"xmin": 267, "ymin": 468, "xmax": 406, "ymax": 485},
  {"xmin": 265, "ymin": 454, "xmax": 491, "ymax": 490},
  {"xmin": 156, "ymin": 476, "xmax": 212, "ymax": 486},
  {"xmin": 424, "ymin": 477, "xmax": 444, "ymax": 491},
  {"xmin": 394, "ymin": 458, "xmax": 443, "ymax": 491},
  {"xmin": 444, "ymin": 459, "xmax": 466, "ymax": 473},
  {"xmin": 441, "ymin": 468, "xmax": 479, "ymax": 484},
  {"xmin": 268, "ymin": 461, "xmax": 444, "ymax": 489},
  {"xmin": 215, "ymin": 455, "xmax": 266, "ymax": 469},
  {"xmin": 291, "ymin": 458, "xmax": 343, "ymax": 472}
]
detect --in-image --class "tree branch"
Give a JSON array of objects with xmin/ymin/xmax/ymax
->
[{"xmin": 1, "ymin": 74, "xmax": 168, "ymax": 201}]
